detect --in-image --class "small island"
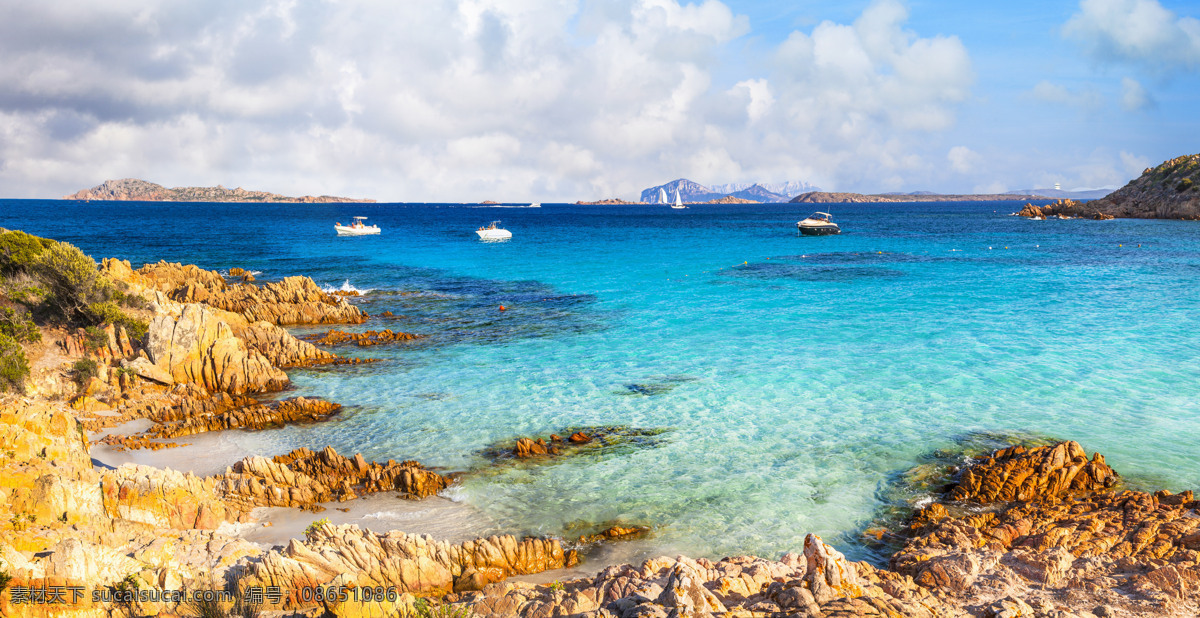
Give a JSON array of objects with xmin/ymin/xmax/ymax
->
[
  {"xmin": 64, "ymin": 178, "xmax": 375, "ymax": 203},
  {"xmin": 791, "ymin": 191, "xmax": 1048, "ymax": 203},
  {"xmin": 575, "ymin": 198, "xmax": 645, "ymax": 205}
]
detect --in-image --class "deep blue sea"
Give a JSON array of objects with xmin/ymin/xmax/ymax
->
[{"xmin": 5, "ymin": 199, "xmax": 1200, "ymax": 562}]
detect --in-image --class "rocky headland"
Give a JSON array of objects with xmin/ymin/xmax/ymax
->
[
  {"xmin": 63, "ymin": 179, "xmax": 375, "ymax": 203},
  {"xmin": 792, "ymin": 191, "xmax": 1048, "ymax": 203},
  {"xmin": 1016, "ymin": 154, "xmax": 1200, "ymax": 220},
  {"xmin": 0, "ymin": 229, "xmax": 1198, "ymax": 617}
]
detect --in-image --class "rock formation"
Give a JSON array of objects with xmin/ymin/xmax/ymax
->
[
  {"xmin": 1016, "ymin": 154, "xmax": 1200, "ymax": 219},
  {"xmin": 464, "ymin": 533, "xmax": 936, "ymax": 618},
  {"xmin": 64, "ymin": 178, "xmax": 375, "ymax": 203},
  {"xmin": 890, "ymin": 440, "xmax": 1199, "ymax": 616},
  {"xmin": 238, "ymin": 524, "xmax": 578, "ymax": 614},
  {"xmin": 106, "ymin": 260, "xmax": 368, "ymax": 326},
  {"xmin": 216, "ymin": 445, "xmax": 449, "ymax": 512},
  {"xmin": 137, "ymin": 302, "xmax": 288, "ymax": 394}
]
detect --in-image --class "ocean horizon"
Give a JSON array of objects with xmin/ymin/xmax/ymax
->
[{"xmin": 9, "ymin": 198, "xmax": 1200, "ymax": 564}]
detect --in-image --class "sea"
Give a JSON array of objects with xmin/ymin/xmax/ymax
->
[{"xmin": 4, "ymin": 199, "xmax": 1200, "ymax": 564}]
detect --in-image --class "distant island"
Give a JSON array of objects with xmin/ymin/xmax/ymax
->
[
  {"xmin": 791, "ymin": 191, "xmax": 1049, "ymax": 203},
  {"xmin": 639, "ymin": 179, "xmax": 817, "ymax": 204},
  {"xmin": 1017, "ymin": 153, "xmax": 1200, "ymax": 220},
  {"xmin": 704, "ymin": 195, "xmax": 759, "ymax": 204},
  {"xmin": 575, "ymin": 198, "xmax": 644, "ymax": 205},
  {"xmin": 64, "ymin": 178, "xmax": 375, "ymax": 203}
]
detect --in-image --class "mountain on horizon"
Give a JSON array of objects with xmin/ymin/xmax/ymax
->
[
  {"xmin": 1006, "ymin": 188, "xmax": 1114, "ymax": 200},
  {"xmin": 709, "ymin": 180, "xmax": 820, "ymax": 197},
  {"xmin": 640, "ymin": 178, "xmax": 817, "ymax": 203}
]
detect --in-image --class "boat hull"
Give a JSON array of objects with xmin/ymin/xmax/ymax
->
[
  {"xmin": 335, "ymin": 225, "xmax": 380, "ymax": 236},
  {"xmin": 798, "ymin": 223, "xmax": 840, "ymax": 236},
  {"xmin": 476, "ymin": 229, "xmax": 512, "ymax": 240}
]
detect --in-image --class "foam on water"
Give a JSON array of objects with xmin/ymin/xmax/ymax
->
[
  {"xmin": 322, "ymin": 279, "xmax": 375, "ymax": 295},
  {"xmin": 9, "ymin": 200, "xmax": 1200, "ymax": 563}
]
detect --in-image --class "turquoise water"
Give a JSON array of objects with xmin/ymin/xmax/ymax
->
[{"xmin": 7, "ymin": 200, "xmax": 1200, "ymax": 561}]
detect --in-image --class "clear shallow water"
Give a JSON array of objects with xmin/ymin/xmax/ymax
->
[{"xmin": 8, "ymin": 199, "xmax": 1200, "ymax": 562}]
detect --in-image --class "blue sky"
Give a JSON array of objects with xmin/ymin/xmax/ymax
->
[{"xmin": 0, "ymin": 0, "xmax": 1197, "ymax": 201}]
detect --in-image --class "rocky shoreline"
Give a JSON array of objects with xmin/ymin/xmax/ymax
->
[{"xmin": 1, "ymin": 235, "xmax": 1198, "ymax": 617}]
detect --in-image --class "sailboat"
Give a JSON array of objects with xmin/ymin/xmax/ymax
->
[
  {"xmin": 658, "ymin": 188, "xmax": 668, "ymax": 204},
  {"xmin": 671, "ymin": 189, "xmax": 687, "ymax": 209}
]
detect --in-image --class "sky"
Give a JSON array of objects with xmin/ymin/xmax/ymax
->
[{"xmin": 0, "ymin": 0, "xmax": 1198, "ymax": 202}]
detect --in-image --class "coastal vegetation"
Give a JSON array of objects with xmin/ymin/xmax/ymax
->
[{"xmin": 0, "ymin": 228, "xmax": 149, "ymax": 392}]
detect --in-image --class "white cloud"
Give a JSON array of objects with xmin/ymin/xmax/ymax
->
[
  {"xmin": 947, "ymin": 146, "xmax": 980, "ymax": 174},
  {"xmin": 0, "ymin": 0, "xmax": 976, "ymax": 199},
  {"xmin": 1028, "ymin": 80, "xmax": 1105, "ymax": 110},
  {"xmin": 1119, "ymin": 76, "xmax": 1154, "ymax": 110},
  {"xmin": 1064, "ymin": 0, "xmax": 1200, "ymax": 70},
  {"xmin": 1119, "ymin": 150, "xmax": 1152, "ymax": 176}
]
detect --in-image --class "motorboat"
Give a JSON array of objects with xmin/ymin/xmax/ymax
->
[
  {"xmin": 671, "ymin": 189, "xmax": 687, "ymax": 209},
  {"xmin": 476, "ymin": 221, "xmax": 512, "ymax": 240},
  {"xmin": 797, "ymin": 212, "xmax": 840, "ymax": 235},
  {"xmin": 335, "ymin": 216, "xmax": 380, "ymax": 236}
]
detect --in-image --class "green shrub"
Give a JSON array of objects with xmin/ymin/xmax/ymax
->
[
  {"xmin": 72, "ymin": 358, "xmax": 99, "ymax": 388},
  {"xmin": 304, "ymin": 517, "xmax": 332, "ymax": 539},
  {"xmin": 82, "ymin": 325, "xmax": 109, "ymax": 353},
  {"xmin": 0, "ymin": 230, "xmax": 53, "ymax": 275},
  {"xmin": 1, "ymin": 281, "xmax": 47, "ymax": 307},
  {"xmin": 0, "ymin": 307, "xmax": 40, "ymax": 343},
  {"xmin": 112, "ymin": 287, "xmax": 151, "ymax": 310},
  {"xmin": 86, "ymin": 301, "xmax": 148, "ymax": 341},
  {"xmin": 30, "ymin": 241, "xmax": 115, "ymax": 323},
  {"xmin": 0, "ymin": 333, "xmax": 29, "ymax": 393},
  {"xmin": 1178, "ymin": 177, "xmax": 1194, "ymax": 192},
  {"xmin": 410, "ymin": 598, "xmax": 474, "ymax": 618}
]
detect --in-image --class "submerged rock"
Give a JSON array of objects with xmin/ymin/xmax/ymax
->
[
  {"xmin": 303, "ymin": 328, "xmax": 424, "ymax": 346},
  {"xmin": 479, "ymin": 426, "xmax": 670, "ymax": 465}
]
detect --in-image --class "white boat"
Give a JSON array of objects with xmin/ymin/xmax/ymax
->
[
  {"xmin": 797, "ymin": 212, "xmax": 840, "ymax": 235},
  {"xmin": 658, "ymin": 188, "xmax": 668, "ymax": 204},
  {"xmin": 528, "ymin": 202, "xmax": 541, "ymax": 208},
  {"xmin": 476, "ymin": 221, "xmax": 512, "ymax": 240},
  {"xmin": 671, "ymin": 189, "xmax": 687, "ymax": 209},
  {"xmin": 335, "ymin": 216, "xmax": 381, "ymax": 236}
]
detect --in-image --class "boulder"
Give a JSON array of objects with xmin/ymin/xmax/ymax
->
[{"xmin": 145, "ymin": 303, "xmax": 287, "ymax": 394}]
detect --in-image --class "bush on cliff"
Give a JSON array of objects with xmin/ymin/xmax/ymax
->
[
  {"xmin": 0, "ymin": 229, "xmax": 54, "ymax": 275},
  {"xmin": 0, "ymin": 307, "xmax": 41, "ymax": 343},
  {"xmin": 0, "ymin": 332, "xmax": 30, "ymax": 393},
  {"xmin": 0, "ymin": 232, "xmax": 150, "ymax": 345},
  {"xmin": 86, "ymin": 301, "xmax": 148, "ymax": 340},
  {"xmin": 72, "ymin": 358, "xmax": 99, "ymax": 388},
  {"xmin": 30, "ymin": 241, "xmax": 115, "ymax": 322}
]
